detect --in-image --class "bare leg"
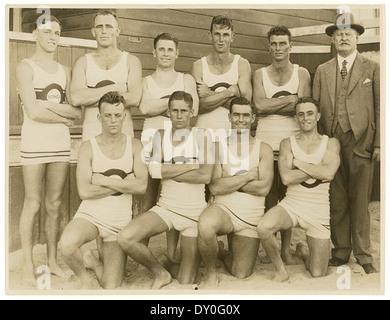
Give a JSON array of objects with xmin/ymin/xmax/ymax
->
[
  {"xmin": 45, "ymin": 162, "xmax": 71, "ymax": 279},
  {"xmin": 59, "ymin": 218, "xmax": 99, "ymax": 289},
  {"xmin": 166, "ymin": 229, "xmax": 180, "ymax": 263},
  {"xmin": 257, "ymin": 206, "xmax": 293, "ymax": 282},
  {"xmin": 19, "ymin": 164, "xmax": 45, "ymax": 287},
  {"xmin": 118, "ymin": 211, "xmax": 172, "ymax": 289},
  {"xmin": 222, "ymin": 234, "xmax": 260, "ymax": 279},
  {"xmin": 197, "ymin": 205, "xmax": 233, "ymax": 289},
  {"xmin": 281, "ymin": 229, "xmax": 297, "ymax": 265},
  {"xmin": 296, "ymin": 236, "xmax": 330, "ymax": 278},
  {"xmin": 177, "ymin": 236, "xmax": 200, "ymax": 284},
  {"xmin": 84, "ymin": 240, "xmax": 127, "ymax": 289}
]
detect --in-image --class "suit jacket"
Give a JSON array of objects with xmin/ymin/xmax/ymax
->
[{"xmin": 313, "ymin": 53, "xmax": 380, "ymax": 158}]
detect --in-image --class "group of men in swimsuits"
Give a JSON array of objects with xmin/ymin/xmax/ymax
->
[{"xmin": 16, "ymin": 9, "xmax": 379, "ymax": 290}]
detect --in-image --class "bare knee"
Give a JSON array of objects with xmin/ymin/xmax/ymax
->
[
  {"xmin": 22, "ymin": 198, "xmax": 41, "ymax": 218},
  {"xmin": 117, "ymin": 228, "xmax": 138, "ymax": 251},
  {"xmin": 231, "ymin": 265, "xmax": 253, "ymax": 279},
  {"xmin": 59, "ymin": 233, "xmax": 80, "ymax": 257},
  {"xmin": 45, "ymin": 197, "xmax": 62, "ymax": 217},
  {"xmin": 101, "ymin": 276, "xmax": 122, "ymax": 290},
  {"xmin": 257, "ymin": 219, "xmax": 277, "ymax": 240},
  {"xmin": 198, "ymin": 215, "xmax": 218, "ymax": 240},
  {"xmin": 310, "ymin": 268, "xmax": 328, "ymax": 278}
]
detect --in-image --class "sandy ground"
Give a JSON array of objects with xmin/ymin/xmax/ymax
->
[{"xmin": 7, "ymin": 202, "xmax": 382, "ymax": 296}]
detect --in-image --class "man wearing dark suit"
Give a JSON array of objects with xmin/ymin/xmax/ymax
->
[{"xmin": 313, "ymin": 13, "xmax": 380, "ymax": 274}]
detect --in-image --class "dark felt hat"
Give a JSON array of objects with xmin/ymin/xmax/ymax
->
[{"xmin": 325, "ymin": 12, "xmax": 365, "ymax": 36}]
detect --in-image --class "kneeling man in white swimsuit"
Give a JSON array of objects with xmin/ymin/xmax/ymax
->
[
  {"xmin": 59, "ymin": 92, "xmax": 148, "ymax": 289},
  {"xmin": 118, "ymin": 91, "xmax": 215, "ymax": 289},
  {"xmin": 198, "ymin": 97, "xmax": 274, "ymax": 288},
  {"xmin": 257, "ymin": 97, "xmax": 340, "ymax": 281}
]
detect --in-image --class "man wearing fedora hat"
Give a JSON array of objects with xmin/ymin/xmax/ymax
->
[{"xmin": 313, "ymin": 12, "xmax": 380, "ymax": 274}]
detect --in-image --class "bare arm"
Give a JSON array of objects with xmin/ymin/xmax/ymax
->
[
  {"xmin": 76, "ymin": 141, "xmax": 117, "ymax": 200},
  {"xmin": 91, "ymin": 139, "xmax": 149, "ymax": 194},
  {"xmin": 293, "ymin": 138, "xmax": 340, "ymax": 181},
  {"xmin": 184, "ymin": 73, "xmax": 199, "ymax": 117},
  {"xmin": 297, "ymin": 67, "xmax": 312, "ymax": 98},
  {"xmin": 16, "ymin": 61, "xmax": 73, "ymax": 125},
  {"xmin": 119, "ymin": 54, "xmax": 143, "ymax": 108},
  {"xmin": 138, "ymin": 77, "xmax": 169, "ymax": 117},
  {"xmin": 148, "ymin": 130, "xmax": 200, "ymax": 179},
  {"xmin": 172, "ymin": 130, "xmax": 215, "ymax": 184},
  {"xmin": 238, "ymin": 142, "xmax": 274, "ymax": 197},
  {"xmin": 278, "ymin": 138, "xmax": 310, "ymax": 186},
  {"xmin": 70, "ymin": 56, "xmax": 126, "ymax": 107},
  {"xmin": 252, "ymin": 69, "xmax": 298, "ymax": 116},
  {"xmin": 45, "ymin": 65, "xmax": 82, "ymax": 119},
  {"xmin": 190, "ymin": 60, "xmax": 238, "ymax": 115}
]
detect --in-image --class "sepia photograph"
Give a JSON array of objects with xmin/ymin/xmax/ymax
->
[{"xmin": 4, "ymin": 2, "xmax": 385, "ymax": 297}]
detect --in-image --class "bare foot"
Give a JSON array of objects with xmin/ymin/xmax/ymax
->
[
  {"xmin": 281, "ymin": 251, "xmax": 297, "ymax": 265},
  {"xmin": 295, "ymin": 242, "xmax": 310, "ymax": 261},
  {"xmin": 83, "ymin": 250, "xmax": 100, "ymax": 271},
  {"xmin": 259, "ymin": 253, "xmax": 272, "ymax": 264},
  {"xmin": 49, "ymin": 263, "xmax": 72, "ymax": 279},
  {"xmin": 151, "ymin": 269, "xmax": 172, "ymax": 289},
  {"xmin": 22, "ymin": 265, "xmax": 37, "ymax": 287},
  {"xmin": 272, "ymin": 269, "xmax": 290, "ymax": 282},
  {"xmin": 199, "ymin": 272, "xmax": 219, "ymax": 289}
]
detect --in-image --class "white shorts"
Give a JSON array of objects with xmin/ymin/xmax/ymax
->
[
  {"xmin": 73, "ymin": 211, "xmax": 123, "ymax": 242},
  {"xmin": 214, "ymin": 203, "xmax": 261, "ymax": 239},
  {"xmin": 278, "ymin": 201, "xmax": 331, "ymax": 240},
  {"xmin": 150, "ymin": 205, "xmax": 202, "ymax": 238}
]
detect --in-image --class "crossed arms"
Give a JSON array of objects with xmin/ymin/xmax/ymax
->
[
  {"xmin": 209, "ymin": 141, "xmax": 274, "ymax": 197},
  {"xmin": 278, "ymin": 137, "xmax": 341, "ymax": 186},
  {"xmin": 16, "ymin": 61, "xmax": 81, "ymax": 125},
  {"xmin": 70, "ymin": 54, "xmax": 142, "ymax": 108},
  {"xmin": 76, "ymin": 138, "xmax": 149, "ymax": 200}
]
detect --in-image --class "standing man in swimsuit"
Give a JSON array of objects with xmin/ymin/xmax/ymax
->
[
  {"xmin": 59, "ymin": 92, "xmax": 148, "ymax": 289},
  {"xmin": 252, "ymin": 26, "xmax": 312, "ymax": 264},
  {"xmin": 118, "ymin": 91, "xmax": 214, "ymax": 289},
  {"xmin": 190, "ymin": 15, "xmax": 252, "ymax": 136},
  {"xmin": 71, "ymin": 9, "xmax": 142, "ymax": 141},
  {"xmin": 138, "ymin": 33, "xmax": 199, "ymax": 262},
  {"xmin": 257, "ymin": 98, "xmax": 340, "ymax": 281},
  {"xmin": 16, "ymin": 15, "xmax": 81, "ymax": 286},
  {"xmin": 198, "ymin": 97, "xmax": 274, "ymax": 288}
]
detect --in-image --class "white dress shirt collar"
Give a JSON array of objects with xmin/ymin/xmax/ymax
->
[{"xmin": 337, "ymin": 50, "xmax": 358, "ymax": 73}]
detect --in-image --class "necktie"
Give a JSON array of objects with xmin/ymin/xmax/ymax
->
[{"xmin": 341, "ymin": 60, "xmax": 347, "ymax": 80}]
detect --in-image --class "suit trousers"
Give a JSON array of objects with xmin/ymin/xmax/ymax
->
[{"xmin": 330, "ymin": 124, "xmax": 374, "ymax": 265}]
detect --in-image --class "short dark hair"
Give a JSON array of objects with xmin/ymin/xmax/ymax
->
[
  {"xmin": 210, "ymin": 15, "xmax": 234, "ymax": 33},
  {"xmin": 34, "ymin": 15, "xmax": 62, "ymax": 30},
  {"xmin": 168, "ymin": 91, "xmax": 193, "ymax": 109},
  {"xmin": 295, "ymin": 97, "xmax": 320, "ymax": 112},
  {"xmin": 94, "ymin": 9, "xmax": 118, "ymax": 26},
  {"xmin": 229, "ymin": 97, "xmax": 256, "ymax": 114},
  {"xmin": 268, "ymin": 25, "xmax": 292, "ymax": 42},
  {"xmin": 98, "ymin": 91, "xmax": 126, "ymax": 112},
  {"xmin": 154, "ymin": 33, "xmax": 179, "ymax": 49}
]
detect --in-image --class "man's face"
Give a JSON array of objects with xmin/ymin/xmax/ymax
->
[
  {"xmin": 98, "ymin": 102, "xmax": 126, "ymax": 135},
  {"xmin": 92, "ymin": 14, "xmax": 120, "ymax": 47},
  {"xmin": 295, "ymin": 102, "xmax": 320, "ymax": 132},
  {"xmin": 229, "ymin": 104, "xmax": 255, "ymax": 133},
  {"xmin": 34, "ymin": 21, "xmax": 61, "ymax": 53},
  {"xmin": 167, "ymin": 100, "xmax": 193, "ymax": 130},
  {"xmin": 153, "ymin": 39, "xmax": 179, "ymax": 69},
  {"xmin": 209, "ymin": 25, "xmax": 234, "ymax": 54},
  {"xmin": 268, "ymin": 35, "xmax": 292, "ymax": 62},
  {"xmin": 332, "ymin": 28, "xmax": 358, "ymax": 57}
]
